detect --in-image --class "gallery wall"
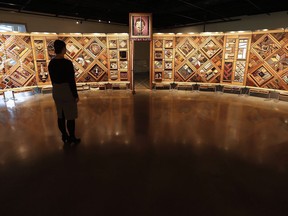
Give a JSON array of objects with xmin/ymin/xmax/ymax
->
[
  {"xmin": 152, "ymin": 30, "xmax": 288, "ymax": 91},
  {"xmin": 159, "ymin": 11, "xmax": 288, "ymax": 33},
  {"xmin": 0, "ymin": 10, "xmax": 128, "ymax": 33},
  {"xmin": 1, "ymin": 10, "xmax": 288, "ymax": 91},
  {"xmin": 0, "ymin": 32, "xmax": 130, "ymax": 89}
]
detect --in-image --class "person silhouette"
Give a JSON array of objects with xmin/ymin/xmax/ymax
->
[{"xmin": 48, "ymin": 40, "xmax": 81, "ymax": 145}]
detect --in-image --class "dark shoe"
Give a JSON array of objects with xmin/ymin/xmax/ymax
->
[
  {"xmin": 69, "ymin": 137, "xmax": 81, "ymax": 144},
  {"xmin": 62, "ymin": 135, "xmax": 71, "ymax": 144}
]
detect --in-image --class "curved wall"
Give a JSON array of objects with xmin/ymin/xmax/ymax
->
[
  {"xmin": 152, "ymin": 29, "xmax": 288, "ymax": 91},
  {"xmin": 1, "ymin": 10, "xmax": 288, "ymax": 91}
]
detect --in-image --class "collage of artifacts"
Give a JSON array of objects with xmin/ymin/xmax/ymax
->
[{"xmin": 0, "ymin": 13, "xmax": 288, "ymax": 91}]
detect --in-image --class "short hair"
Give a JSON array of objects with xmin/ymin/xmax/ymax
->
[{"xmin": 54, "ymin": 40, "xmax": 66, "ymax": 54}]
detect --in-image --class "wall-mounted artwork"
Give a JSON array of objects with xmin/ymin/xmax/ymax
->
[
  {"xmin": 175, "ymin": 34, "xmax": 224, "ymax": 83},
  {"xmin": 2, "ymin": 29, "xmax": 288, "ymax": 92},
  {"xmin": 222, "ymin": 34, "xmax": 251, "ymax": 85},
  {"xmin": 58, "ymin": 34, "xmax": 108, "ymax": 82},
  {"xmin": 152, "ymin": 35, "xmax": 175, "ymax": 82},
  {"xmin": 107, "ymin": 34, "xmax": 129, "ymax": 81},
  {"xmin": 0, "ymin": 33, "xmax": 37, "ymax": 89},
  {"xmin": 0, "ymin": 33, "xmax": 130, "ymax": 90},
  {"xmin": 247, "ymin": 30, "xmax": 288, "ymax": 90},
  {"xmin": 129, "ymin": 13, "xmax": 152, "ymax": 40}
]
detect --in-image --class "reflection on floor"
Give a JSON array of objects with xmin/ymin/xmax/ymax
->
[
  {"xmin": 134, "ymin": 72, "xmax": 150, "ymax": 89},
  {"xmin": 1, "ymin": 90, "xmax": 288, "ymax": 216}
]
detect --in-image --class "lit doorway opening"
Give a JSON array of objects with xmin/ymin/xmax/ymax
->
[{"xmin": 133, "ymin": 41, "xmax": 150, "ymax": 90}]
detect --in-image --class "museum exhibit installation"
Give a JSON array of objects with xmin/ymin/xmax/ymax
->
[
  {"xmin": 152, "ymin": 34, "xmax": 175, "ymax": 83},
  {"xmin": 174, "ymin": 32, "xmax": 224, "ymax": 83},
  {"xmin": 107, "ymin": 34, "xmax": 130, "ymax": 82},
  {"xmin": 221, "ymin": 32, "xmax": 251, "ymax": 85},
  {"xmin": 0, "ymin": 32, "xmax": 130, "ymax": 90},
  {"xmin": 152, "ymin": 28, "xmax": 288, "ymax": 93},
  {"xmin": 247, "ymin": 29, "xmax": 288, "ymax": 90},
  {"xmin": 58, "ymin": 33, "xmax": 109, "ymax": 83},
  {"xmin": 129, "ymin": 13, "xmax": 152, "ymax": 93},
  {"xmin": 31, "ymin": 32, "xmax": 58, "ymax": 85},
  {"xmin": 0, "ymin": 32, "xmax": 37, "ymax": 89},
  {"xmin": 1, "ymin": 28, "xmax": 288, "ymax": 93}
]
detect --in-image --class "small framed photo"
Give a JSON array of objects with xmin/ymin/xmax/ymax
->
[
  {"xmin": 110, "ymin": 62, "xmax": 118, "ymax": 70},
  {"xmin": 119, "ymin": 51, "xmax": 127, "ymax": 60},
  {"xmin": 109, "ymin": 40, "xmax": 117, "ymax": 49},
  {"xmin": 110, "ymin": 70, "xmax": 118, "ymax": 80},
  {"xmin": 129, "ymin": 13, "xmax": 152, "ymax": 40},
  {"xmin": 165, "ymin": 61, "xmax": 173, "ymax": 69},
  {"xmin": 155, "ymin": 50, "xmax": 163, "ymax": 59},
  {"xmin": 65, "ymin": 39, "xmax": 81, "ymax": 59}
]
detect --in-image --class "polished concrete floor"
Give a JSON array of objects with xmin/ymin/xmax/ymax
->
[{"xmin": 1, "ymin": 89, "xmax": 288, "ymax": 216}]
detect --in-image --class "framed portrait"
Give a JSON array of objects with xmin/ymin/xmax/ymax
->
[{"xmin": 129, "ymin": 13, "xmax": 152, "ymax": 40}]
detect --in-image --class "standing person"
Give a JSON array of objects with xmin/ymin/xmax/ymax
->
[{"xmin": 48, "ymin": 39, "xmax": 81, "ymax": 145}]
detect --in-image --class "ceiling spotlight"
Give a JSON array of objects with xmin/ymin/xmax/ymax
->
[
  {"xmin": 98, "ymin": 20, "xmax": 101, "ymax": 22},
  {"xmin": 108, "ymin": 21, "xmax": 111, "ymax": 24},
  {"xmin": 76, "ymin": 20, "xmax": 82, "ymax": 24}
]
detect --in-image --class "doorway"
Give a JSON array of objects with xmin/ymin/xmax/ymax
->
[{"xmin": 133, "ymin": 41, "xmax": 150, "ymax": 90}]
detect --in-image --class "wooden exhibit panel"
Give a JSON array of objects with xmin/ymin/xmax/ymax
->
[
  {"xmin": 174, "ymin": 33, "xmax": 224, "ymax": 83},
  {"xmin": 152, "ymin": 33, "xmax": 175, "ymax": 83},
  {"xmin": 0, "ymin": 35, "xmax": 5, "ymax": 78},
  {"xmin": 58, "ymin": 33, "xmax": 109, "ymax": 83},
  {"xmin": 247, "ymin": 29, "xmax": 288, "ymax": 90},
  {"xmin": 31, "ymin": 32, "xmax": 58, "ymax": 85},
  {"xmin": 0, "ymin": 32, "xmax": 37, "ymax": 89},
  {"xmin": 1, "ymin": 29, "xmax": 288, "ymax": 93},
  {"xmin": 221, "ymin": 32, "xmax": 251, "ymax": 86},
  {"xmin": 107, "ymin": 33, "xmax": 130, "ymax": 82}
]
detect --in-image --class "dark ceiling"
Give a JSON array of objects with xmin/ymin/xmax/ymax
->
[{"xmin": 0, "ymin": 0, "xmax": 288, "ymax": 29}]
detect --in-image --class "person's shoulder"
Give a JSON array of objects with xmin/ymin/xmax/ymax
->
[
  {"xmin": 48, "ymin": 58, "xmax": 56, "ymax": 66},
  {"xmin": 50, "ymin": 58, "xmax": 70, "ymax": 62},
  {"xmin": 49, "ymin": 58, "xmax": 62, "ymax": 63},
  {"xmin": 64, "ymin": 58, "xmax": 73, "ymax": 64}
]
